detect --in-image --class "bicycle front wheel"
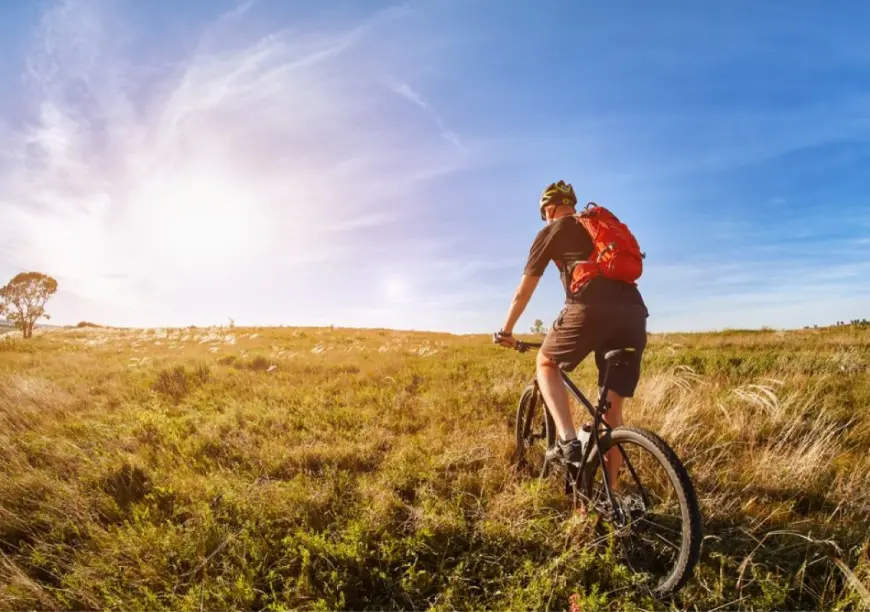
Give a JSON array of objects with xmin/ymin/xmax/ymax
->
[
  {"xmin": 581, "ymin": 426, "xmax": 703, "ymax": 598},
  {"xmin": 514, "ymin": 382, "xmax": 555, "ymax": 477}
]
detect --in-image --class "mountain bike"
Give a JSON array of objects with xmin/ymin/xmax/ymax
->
[{"xmin": 509, "ymin": 339, "xmax": 703, "ymax": 598}]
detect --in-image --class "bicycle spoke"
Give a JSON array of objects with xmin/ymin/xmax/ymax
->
[{"xmin": 636, "ymin": 514, "xmax": 683, "ymax": 538}]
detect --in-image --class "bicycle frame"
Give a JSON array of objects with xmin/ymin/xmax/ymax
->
[
  {"xmin": 515, "ymin": 339, "xmax": 639, "ymax": 522},
  {"xmin": 558, "ymin": 365, "xmax": 625, "ymax": 519}
]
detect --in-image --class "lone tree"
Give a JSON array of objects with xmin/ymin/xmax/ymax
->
[
  {"xmin": 530, "ymin": 319, "xmax": 548, "ymax": 335},
  {"xmin": 0, "ymin": 272, "xmax": 58, "ymax": 339}
]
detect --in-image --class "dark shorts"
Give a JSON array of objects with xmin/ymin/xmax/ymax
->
[{"xmin": 540, "ymin": 302, "xmax": 648, "ymax": 397}]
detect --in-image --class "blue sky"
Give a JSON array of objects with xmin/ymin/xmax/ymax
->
[{"xmin": 1, "ymin": 0, "xmax": 868, "ymax": 333}]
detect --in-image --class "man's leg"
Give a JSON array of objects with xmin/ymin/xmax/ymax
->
[
  {"xmin": 536, "ymin": 351, "xmax": 575, "ymax": 441},
  {"xmin": 595, "ymin": 304, "xmax": 648, "ymax": 491},
  {"xmin": 603, "ymin": 389, "xmax": 625, "ymax": 490},
  {"xmin": 537, "ymin": 304, "xmax": 599, "ymax": 444}
]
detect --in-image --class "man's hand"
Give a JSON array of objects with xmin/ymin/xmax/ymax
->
[{"xmin": 493, "ymin": 329, "xmax": 517, "ymax": 348}]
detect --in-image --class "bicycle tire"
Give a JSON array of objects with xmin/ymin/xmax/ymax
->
[
  {"xmin": 514, "ymin": 382, "xmax": 555, "ymax": 475},
  {"xmin": 582, "ymin": 425, "xmax": 703, "ymax": 598}
]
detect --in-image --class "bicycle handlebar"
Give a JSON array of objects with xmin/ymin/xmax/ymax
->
[
  {"xmin": 514, "ymin": 340, "xmax": 543, "ymax": 353},
  {"xmin": 492, "ymin": 332, "xmax": 542, "ymax": 353}
]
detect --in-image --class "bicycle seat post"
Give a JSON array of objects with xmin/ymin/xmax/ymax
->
[{"xmin": 598, "ymin": 363, "xmax": 612, "ymax": 415}]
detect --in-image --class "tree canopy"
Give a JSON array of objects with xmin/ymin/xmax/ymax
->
[{"xmin": 0, "ymin": 272, "xmax": 58, "ymax": 339}]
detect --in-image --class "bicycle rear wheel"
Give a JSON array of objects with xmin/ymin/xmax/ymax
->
[
  {"xmin": 514, "ymin": 382, "xmax": 555, "ymax": 477},
  {"xmin": 580, "ymin": 426, "xmax": 702, "ymax": 598}
]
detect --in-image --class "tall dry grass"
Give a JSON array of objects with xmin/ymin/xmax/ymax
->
[{"xmin": 0, "ymin": 324, "xmax": 868, "ymax": 610}]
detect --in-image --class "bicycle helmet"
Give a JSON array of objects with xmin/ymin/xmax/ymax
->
[{"xmin": 539, "ymin": 180, "xmax": 577, "ymax": 220}]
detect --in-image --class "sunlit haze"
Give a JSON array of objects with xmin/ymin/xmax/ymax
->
[{"xmin": 2, "ymin": 1, "xmax": 869, "ymax": 333}]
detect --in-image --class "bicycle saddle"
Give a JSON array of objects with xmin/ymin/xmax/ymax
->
[{"xmin": 604, "ymin": 347, "xmax": 636, "ymax": 366}]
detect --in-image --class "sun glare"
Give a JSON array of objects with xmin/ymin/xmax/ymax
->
[
  {"xmin": 140, "ymin": 175, "xmax": 263, "ymax": 270},
  {"xmin": 385, "ymin": 277, "xmax": 407, "ymax": 302}
]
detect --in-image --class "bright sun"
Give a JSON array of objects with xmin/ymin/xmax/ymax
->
[
  {"xmin": 385, "ymin": 277, "xmax": 407, "ymax": 302},
  {"xmin": 143, "ymin": 175, "xmax": 261, "ymax": 269}
]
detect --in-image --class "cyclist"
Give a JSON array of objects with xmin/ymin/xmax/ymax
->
[{"xmin": 494, "ymin": 180, "xmax": 649, "ymax": 489}]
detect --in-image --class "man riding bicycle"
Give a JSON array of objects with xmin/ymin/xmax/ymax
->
[{"xmin": 494, "ymin": 180, "xmax": 649, "ymax": 488}]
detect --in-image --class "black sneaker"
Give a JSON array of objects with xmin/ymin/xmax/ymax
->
[{"xmin": 545, "ymin": 437, "xmax": 584, "ymax": 464}]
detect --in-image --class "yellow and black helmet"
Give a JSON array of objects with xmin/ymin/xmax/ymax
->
[{"xmin": 539, "ymin": 180, "xmax": 577, "ymax": 220}]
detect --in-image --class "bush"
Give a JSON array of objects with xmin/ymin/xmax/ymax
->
[{"xmin": 151, "ymin": 363, "xmax": 211, "ymax": 403}]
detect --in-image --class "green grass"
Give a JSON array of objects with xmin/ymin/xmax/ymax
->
[{"xmin": 1, "ymin": 325, "xmax": 869, "ymax": 610}]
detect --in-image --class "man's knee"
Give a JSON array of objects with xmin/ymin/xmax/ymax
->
[{"xmin": 536, "ymin": 351, "xmax": 559, "ymax": 371}]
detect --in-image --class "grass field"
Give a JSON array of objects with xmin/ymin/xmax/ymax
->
[{"xmin": 1, "ymin": 324, "xmax": 869, "ymax": 610}]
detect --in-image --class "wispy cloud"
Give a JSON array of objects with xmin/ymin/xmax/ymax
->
[
  {"xmin": 384, "ymin": 76, "xmax": 467, "ymax": 154},
  {"xmin": 388, "ymin": 80, "xmax": 430, "ymax": 110},
  {"xmin": 0, "ymin": 0, "xmax": 474, "ymax": 327}
]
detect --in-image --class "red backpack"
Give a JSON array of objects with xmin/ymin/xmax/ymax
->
[{"xmin": 569, "ymin": 203, "xmax": 645, "ymax": 294}]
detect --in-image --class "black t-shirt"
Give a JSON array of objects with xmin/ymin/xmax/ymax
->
[{"xmin": 524, "ymin": 216, "xmax": 648, "ymax": 311}]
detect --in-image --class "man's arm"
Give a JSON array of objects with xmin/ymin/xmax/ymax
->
[
  {"xmin": 497, "ymin": 225, "xmax": 549, "ymax": 341},
  {"xmin": 501, "ymin": 274, "xmax": 541, "ymax": 335}
]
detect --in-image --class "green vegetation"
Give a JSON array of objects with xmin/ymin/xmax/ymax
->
[{"xmin": 1, "ymin": 324, "xmax": 869, "ymax": 610}]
